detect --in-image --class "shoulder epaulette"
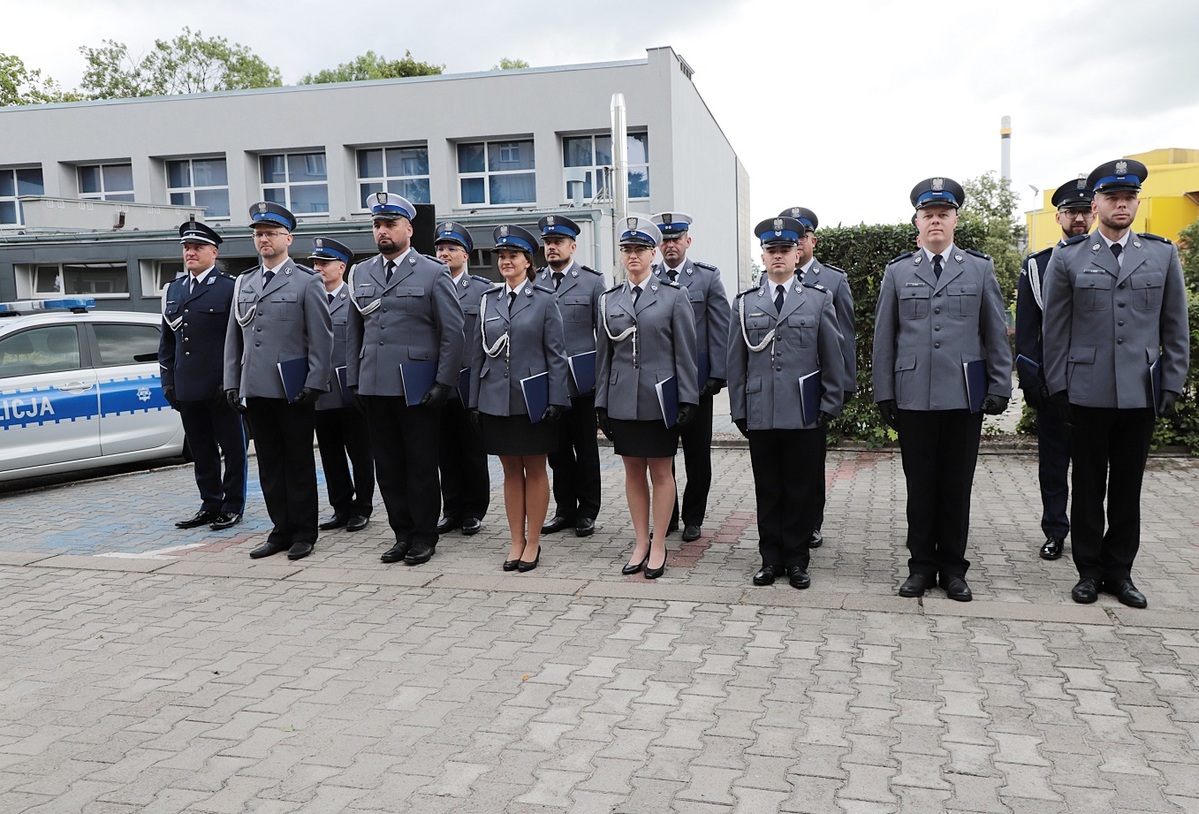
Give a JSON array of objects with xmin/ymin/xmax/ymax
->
[
  {"xmin": 693, "ymin": 261, "xmax": 719, "ymax": 272},
  {"xmin": 533, "ymin": 284, "xmax": 554, "ymax": 295},
  {"xmin": 293, "ymin": 263, "xmax": 315, "ymax": 274},
  {"xmin": 580, "ymin": 264, "xmax": 602, "ymax": 276},
  {"xmin": 1063, "ymin": 233, "xmax": 1089, "ymax": 246},
  {"xmin": 803, "ymin": 280, "xmax": 829, "ymax": 293},
  {"xmin": 424, "ymin": 253, "xmax": 447, "ymax": 265},
  {"xmin": 735, "ymin": 287, "xmax": 757, "ymax": 299},
  {"xmin": 470, "ymin": 274, "xmax": 492, "ymax": 284},
  {"xmin": 603, "ymin": 283, "xmax": 622, "ymax": 294},
  {"xmin": 888, "ymin": 251, "xmax": 915, "ymax": 264},
  {"xmin": 218, "ymin": 271, "xmax": 236, "ymax": 280},
  {"xmin": 1027, "ymin": 246, "xmax": 1054, "ymax": 260},
  {"xmin": 660, "ymin": 279, "xmax": 681, "ymax": 289},
  {"xmin": 1139, "ymin": 232, "xmax": 1171, "ymax": 244},
  {"xmin": 964, "ymin": 248, "xmax": 991, "ymax": 260},
  {"xmin": 817, "ymin": 261, "xmax": 847, "ymax": 274}
]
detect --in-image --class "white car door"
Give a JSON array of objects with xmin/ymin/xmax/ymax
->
[{"xmin": 91, "ymin": 321, "xmax": 180, "ymax": 455}]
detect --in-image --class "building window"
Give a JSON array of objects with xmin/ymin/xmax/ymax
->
[
  {"xmin": 260, "ymin": 151, "xmax": 328, "ymax": 215},
  {"xmin": 78, "ymin": 163, "xmax": 135, "ymax": 202},
  {"xmin": 357, "ymin": 146, "xmax": 430, "ymax": 206},
  {"xmin": 562, "ymin": 133, "xmax": 650, "ymax": 201},
  {"xmin": 166, "ymin": 157, "xmax": 230, "ymax": 218},
  {"xmin": 457, "ymin": 139, "xmax": 536, "ymax": 206},
  {"xmin": 29, "ymin": 262, "xmax": 129, "ymax": 298},
  {"xmin": 0, "ymin": 167, "xmax": 44, "ymax": 225}
]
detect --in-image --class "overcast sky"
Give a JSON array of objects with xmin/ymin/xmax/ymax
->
[{"xmin": 3, "ymin": 0, "xmax": 1198, "ymax": 227}]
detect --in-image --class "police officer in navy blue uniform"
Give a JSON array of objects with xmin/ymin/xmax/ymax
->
[
  {"xmin": 1014, "ymin": 178, "xmax": 1094, "ymax": 562},
  {"xmin": 650, "ymin": 212, "xmax": 730, "ymax": 543},
  {"xmin": 434, "ymin": 221, "xmax": 492, "ymax": 537},
  {"xmin": 310, "ymin": 237, "xmax": 374, "ymax": 534},
  {"xmin": 536, "ymin": 214, "xmax": 606, "ymax": 538},
  {"xmin": 1043, "ymin": 159, "xmax": 1190, "ymax": 609},
  {"xmin": 161, "ymin": 220, "xmax": 247, "ymax": 531}
]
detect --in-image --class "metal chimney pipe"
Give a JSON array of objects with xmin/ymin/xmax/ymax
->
[{"xmin": 611, "ymin": 93, "xmax": 629, "ymax": 282}]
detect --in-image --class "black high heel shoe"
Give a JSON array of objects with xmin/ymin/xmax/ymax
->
[
  {"xmin": 517, "ymin": 545, "xmax": 540, "ymax": 573},
  {"xmin": 504, "ymin": 539, "xmax": 526, "ymax": 571},
  {"xmin": 645, "ymin": 549, "xmax": 667, "ymax": 580},
  {"xmin": 622, "ymin": 552, "xmax": 649, "ymax": 575}
]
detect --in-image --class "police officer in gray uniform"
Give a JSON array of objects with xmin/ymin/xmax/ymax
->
[
  {"xmin": 873, "ymin": 178, "xmax": 1011, "ymax": 602},
  {"xmin": 1043, "ymin": 158, "xmax": 1190, "ymax": 609},
  {"xmin": 650, "ymin": 212, "xmax": 730, "ymax": 543},
  {"xmin": 224, "ymin": 202, "xmax": 334, "ymax": 561},
  {"xmin": 345, "ymin": 192, "xmax": 465, "ymax": 566},
  {"xmin": 537, "ymin": 214, "xmax": 606, "ymax": 538},
  {"xmin": 779, "ymin": 206, "xmax": 857, "ymax": 548},
  {"xmin": 310, "ymin": 237, "xmax": 374, "ymax": 534},
  {"xmin": 434, "ymin": 221, "xmax": 492, "ymax": 537},
  {"xmin": 729, "ymin": 217, "xmax": 848, "ymax": 589}
]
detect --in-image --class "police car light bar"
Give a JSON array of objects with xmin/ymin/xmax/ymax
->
[{"xmin": 0, "ymin": 297, "xmax": 96, "ymax": 315}]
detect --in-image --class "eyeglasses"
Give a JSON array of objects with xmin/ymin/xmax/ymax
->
[
  {"xmin": 253, "ymin": 229, "xmax": 287, "ymax": 239},
  {"xmin": 620, "ymin": 246, "xmax": 653, "ymax": 254},
  {"xmin": 1058, "ymin": 209, "xmax": 1091, "ymax": 219}
]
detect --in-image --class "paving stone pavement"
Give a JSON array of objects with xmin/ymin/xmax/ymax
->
[{"xmin": 1, "ymin": 433, "xmax": 1197, "ymax": 812}]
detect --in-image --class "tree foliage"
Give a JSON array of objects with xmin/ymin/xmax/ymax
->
[
  {"xmin": 0, "ymin": 53, "xmax": 78, "ymax": 106},
  {"xmin": 960, "ymin": 171, "xmax": 1025, "ymax": 303},
  {"xmin": 300, "ymin": 50, "xmax": 443, "ymax": 84},
  {"xmin": 78, "ymin": 28, "xmax": 281, "ymax": 99},
  {"xmin": 494, "ymin": 58, "xmax": 530, "ymax": 70}
]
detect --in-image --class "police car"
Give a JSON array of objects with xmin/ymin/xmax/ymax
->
[{"xmin": 0, "ymin": 297, "xmax": 185, "ymax": 482}]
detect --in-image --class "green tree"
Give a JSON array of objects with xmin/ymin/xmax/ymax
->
[
  {"xmin": 959, "ymin": 171, "xmax": 1025, "ymax": 302},
  {"xmin": 0, "ymin": 53, "xmax": 79, "ymax": 106},
  {"xmin": 300, "ymin": 50, "xmax": 443, "ymax": 84},
  {"xmin": 79, "ymin": 28, "xmax": 281, "ymax": 98},
  {"xmin": 494, "ymin": 58, "xmax": 529, "ymax": 70}
]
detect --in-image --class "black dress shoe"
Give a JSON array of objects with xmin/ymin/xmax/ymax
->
[
  {"xmin": 752, "ymin": 565, "xmax": 778, "ymax": 586},
  {"xmin": 210, "ymin": 512, "xmax": 242, "ymax": 530},
  {"xmin": 622, "ymin": 554, "xmax": 648, "ymax": 576},
  {"xmin": 941, "ymin": 575, "xmax": 972, "ymax": 602},
  {"xmin": 1103, "ymin": 579, "xmax": 1148, "ymax": 609},
  {"xmin": 436, "ymin": 516, "xmax": 460, "ymax": 534},
  {"xmin": 345, "ymin": 515, "xmax": 369, "ymax": 532},
  {"xmin": 1071, "ymin": 577, "xmax": 1099, "ymax": 604},
  {"xmin": 381, "ymin": 541, "xmax": 410, "ymax": 564},
  {"xmin": 575, "ymin": 517, "xmax": 595, "ymax": 537},
  {"xmin": 287, "ymin": 540, "xmax": 314, "ymax": 561},
  {"xmin": 1039, "ymin": 537, "xmax": 1065, "ymax": 560},
  {"xmin": 898, "ymin": 573, "xmax": 934, "ymax": 598},
  {"xmin": 809, "ymin": 529, "xmax": 824, "ymax": 549},
  {"xmin": 681, "ymin": 524, "xmax": 701, "ymax": 542},
  {"xmin": 502, "ymin": 558, "xmax": 520, "ymax": 572},
  {"xmin": 517, "ymin": 545, "xmax": 541, "ymax": 573},
  {"xmin": 462, "ymin": 517, "xmax": 482, "ymax": 535},
  {"xmin": 541, "ymin": 516, "xmax": 573, "ymax": 534},
  {"xmin": 319, "ymin": 513, "xmax": 349, "ymax": 531},
  {"xmin": 249, "ymin": 540, "xmax": 289, "ymax": 559},
  {"xmin": 176, "ymin": 509, "xmax": 219, "ymax": 529},
  {"xmin": 645, "ymin": 557, "xmax": 666, "ymax": 580},
  {"xmin": 787, "ymin": 566, "xmax": 811, "ymax": 590},
  {"xmin": 404, "ymin": 542, "xmax": 436, "ymax": 565}
]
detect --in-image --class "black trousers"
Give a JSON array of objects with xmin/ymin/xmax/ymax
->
[
  {"xmin": 365, "ymin": 395, "xmax": 442, "ymax": 546},
  {"xmin": 315, "ymin": 406, "xmax": 375, "ymax": 518},
  {"xmin": 179, "ymin": 398, "xmax": 246, "ymax": 515},
  {"xmin": 245, "ymin": 397, "xmax": 317, "ymax": 545},
  {"xmin": 670, "ymin": 393, "xmax": 714, "ymax": 528},
  {"xmin": 1035, "ymin": 399, "xmax": 1071, "ymax": 540},
  {"xmin": 748, "ymin": 427, "xmax": 824, "ymax": 571},
  {"xmin": 896, "ymin": 409, "xmax": 983, "ymax": 578},
  {"xmin": 1069, "ymin": 406, "xmax": 1155, "ymax": 582},
  {"xmin": 548, "ymin": 392, "xmax": 601, "ymax": 521},
  {"xmin": 438, "ymin": 397, "xmax": 490, "ymax": 521}
]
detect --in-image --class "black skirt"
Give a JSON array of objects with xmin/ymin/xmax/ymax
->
[
  {"xmin": 609, "ymin": 418, "xmax": 679, "ymax": 458},
  {"xmin": 479, "ymin": 413, "xmax": 557, "ymax": 456}
]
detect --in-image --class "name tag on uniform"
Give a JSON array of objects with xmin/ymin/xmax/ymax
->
[
  {"xmin": 1082, "ymin": 269, "xmax": 1105, "ymax": 274},
  {"xmin": 904, "ymin": 282, "xmax": 926, "ymax": 287}
]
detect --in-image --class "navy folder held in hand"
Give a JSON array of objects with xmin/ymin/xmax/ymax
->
[
  {"xmin": 521, "ymin": 371, "xmax": 549, "ymax": 423},
  {"xmin": 655, "ymin": 376, "xmax": 679, "ymax": 428},
  {"xmin": 277, "ymin": 357, "xmax": 308, "ymax": 404},
  {"xmin": 399, "ymin": 360, "xmax": 438, "ymax": 406}
]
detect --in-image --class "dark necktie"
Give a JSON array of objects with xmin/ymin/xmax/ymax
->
[
  {"xmin": 632, "ymin": 285, "xmax": 642, "ymax": 305},
  {"xmin": 262, "ymin": 268, "xmax": 275, "ymax": 287},
  {"xmin": 932, "ymin": 254, "xmax": 943, "ymax": 280},
  {"xmin": 508, "ymin": 291, "xmax": 516, "ymax": 311},
  {"xmin": 1110, "ymin": 242, "xmax": 1123, "ymax": 261},
  {"xmin": 327, "ymin": 292, "xmax": 334, "ymax": 304},
  {"xmin": 774, "ymin": 284, "xmax": 785, "ymax": 314},
  {"xmin": 385, "ymin": 260, "xmax": 396, "ymax": 283},
  {"xmin": 188, "ymin": 277, "xmax": 196, "ymax": 296},
  {"xmin": 553, "ymin": 271, "xmax": 564, "ymax": 290},
  {"xmin": 668, "ymin": 269, "xmax": 678, "ymax": 283}
]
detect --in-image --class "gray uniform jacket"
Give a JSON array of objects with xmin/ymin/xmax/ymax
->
[
  {"xmin": 223, "ymin": 259, "xmax": 334, "ymax": 400},
  {"xmin": 653, "ymin": 258, "xmax": 730, "ymax": 382},
  {"xmin": 728, "ymin": 277, "xmax": 847, "ymax": 430},
  {"xmin": 801, "ymin": 258, "xmax": 857, "ymax": 397},
  {"xmin": 595, "ymin": 279, "xmax": 699, "ymax": 421},
  {"xmin": 160, "ymin": 270, "xmax": 236, "ymax": 402},
  {"xmin": 872, "ymin": 246, "xmax": 1011, "ymax": 410},
  {"xmin": 468, "ymin": 284, "xmax": 570, "ymax": 416},
  {"xmin": 345, "ymin": 251, "xmax": 465, "ymax": 397},
  {"xmin": 1042, "ymin": 232, "xmax": 1189, "ymax": 408},
  {"xmin": 452, "ymin": 271, "xmax": 497, "ymax": 402},
  {"xmin": 536, "ymin": 261, "xmax": 605, "ymax": 397},
  {"xmin": 315, "ymin": 285, "xmax": 351, "ymax": 411}
]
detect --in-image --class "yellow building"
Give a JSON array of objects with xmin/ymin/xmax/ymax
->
[{"xmin": 1026, "ymin": 148, "xmax": 1199, "ymax": 251}]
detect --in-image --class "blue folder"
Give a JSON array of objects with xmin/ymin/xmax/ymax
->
[
  {"xmin": 963, "ymin": 359, "xmax": 986, "ymax": 414},
  {"xmin": 568, "ymin": 351, "xmax": 597, "ymax": 394},
  {"xmin": 655, "ymin": 376, "xmax": 679, "ymax": 428},
  {"xmin": 521, "ymin": 371, "xmax": 549, "ymax": 423},
  {"xmin": 1015, "ymin": 353, "xmax": 1041, "ymax": 387},
  {"xmin": 277, "ymin": 357, "xmax": 308, "ymax": 404},
  {"xmin": 399, "ymin": 360, "xmax": 438, "ymax": 406},
  {"xmin": 335, "ymin": 366, "xmax": 351, "ymax": 408},
  {"xmin": 798, "ymin": 369, "xmax": 822, "ymax": 427},
  {"xmin": 457, "ymin": 366, "xmax": 471, "ymax": 404},
  {"xmin": 697, "ymin": 350, "xmax": 711, "ymax": 387},
  {"xmin": 1149, "ymin": 354, "xmax": 1164, "ymax": 417}
]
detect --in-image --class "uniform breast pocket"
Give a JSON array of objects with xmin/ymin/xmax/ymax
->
[
  {"xmin": 334, "ymin": 323, "xmax": 347, "ymax": 343},
  {"xmin": 899, "ymin": 287, "xmax": 930, "ymax": 320},
  {"xmin": 396, "ymin": 286, "xmax": 426, "ymax": 314},
  {"xmin": 745, "ymin": 313, "xmax": 773, "ymax": 346},
  {"xmin": 947, "ymin": 283, "xmax": 979, "ymax": 317},
  {"xmin": 606, "ymin": 309, "xmax": 633, "ymax": 331},
  {"xmin": 786, "ymin": 313, "xmax": 815, "ymax": 347},
  {"xmin": 271, "ymin": 292, "xmax": 299, "ymax": 319},
  {"xmin": 1131, "ymin": 272, "xmax": 1164, "ymax": 311},
  {"xmin": 1078, "ymin": 274, "xmax": 1113, "ymax": 310},
  {"xmin": 564, "ymin": 295, "xmax": 592, "ymax": 323},
  {"xmin": 355, "ymin": 285, "xmax": 377, "ymax": 309}
]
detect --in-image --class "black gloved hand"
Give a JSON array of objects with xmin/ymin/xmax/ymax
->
[
  {"xmin": 294, "ymin": 387, "xmax": 320, "ymax": 406},
  {"xmin": 225, "ymin": 388, "xmax": 246, "ymax": 414},
  {"xmin": 677, "ymin": 403, "xmax": 697, "ymax": 427},
  {"xmin": 213, "ymin": 386, "xmax": 227, "ymax": 409},
  {"xmin": 596, "ymin": 407, "xmax": 613, "ymax": 440},
  {"xmin": 981, "ymin": 395, "xmax": 1009, "ymax": 416},
  {"xmin": 541, "ymin": 404, "xmax": 563, "ymax": 423},
  {"xmin": 470, "ymin": 408, "xmax": 482, "ymax": 430},
  {"xmin": 734, "ymin": 418, "xmax": 749, "ymax": 438},
  {"xmin": 1021, "ymin": 386, "xmax": 1044, "ymax": 411},
  {"xmin": 1050, "ymin": 391, "xmax": 1072, "ymax": 425},
  {"xmin": 1161, "ymin": 390, "xmax": 1180, "ymax": 417},
  {"xmin": 162, "ymin": 384, "xmax": 178, "ymax": 410},
  {"xmin": 419, "ymin": 382, "xmax": 452, "ymax": 408},
  {"xmin": 699, "ymin": 378, "xmax": 724, "ymax": 399},
  {"xmin": 817, "ymin": 411, "xmax": 834, "ymax": 427},
  {"xmin": 350, "ymin": 386, "xmax": 367, "ymax": 414},
  {"xmin": 877, "ymin": 399, "xmax": 899, "ymax": 431}
]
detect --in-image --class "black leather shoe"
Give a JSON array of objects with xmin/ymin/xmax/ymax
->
[
  {"xmin": 517, "ymin": 545, "xmax": 540, "ymax": 573},
  {"xmin": 210, "ymin": 512, "xmax": 242, "ymax": 531},
  {"xmin": 575, "ymin": 518, "xmax": 595, "ymax": 537},
  {"xmin": 345, "ymin": 515, "xmax": 369, "ymax": 532},
  {"xmin": 381, "ymin": 541, "xmax": 410, "ymax": 564},
  {"xmin": 898, "ymin": 573, "xmax": 934, "ymax": 598},
  {"xmin": 541, "ymin": 515, "xmax": 573, "ymax": 534},
  {"xmin": 436, "ymin": 516, "xmax": 460, "ymax": 534},
  {"xmin": 809, "ymin": 529, "xmax": 824, "ymax": 549},
  {"xmin": 681, "ymin": 524, "xmax": 701, "ymax": 542},
  {"xmin": 787, "ymin": 566, "xmax": 811, "ymax": 590},
  {"xmin": 462, "ymin": 517, "xmax": 482, "ymax": 535},
  {"xmin": 645, "ymin": 556, "xmax": 666, "ymax": 580},
  {"xmin": 1071, "ymin": 577, "xmax": 1099, "ymax": 604},
  {"xmin": 941, "ymin": 575, "xmax": 973, "ymax": 602},
  {"xmin": 404, "ymin": 542, "xmax": 436, "ymax": 565},
  {"xmin": 249, "ymin": 540, "xmax": 289, "ymax": 559},
  {"xmin": 1103, "ymin": 579, "xmax": 1147, "ymax": 609},
  {"xmin": 752, "ymin": 565, "xmax": 778, "ymax": 586},
  {"xmin": 287, "ymin": 540, "xmax": 314, "ymax": 561},
  {"xmin": 176, "ymin": 509, "xmax": 219, "ymax": 529},
  {"xmin": 319, "ymin": 513, "xmax": 348, "ymax": 531},
  {"xmin": 502, "ymin": 558, "xmax": 520, "ymax": 572},
  {"xmin": 1040, "ymin": 537, "xmax": 1065, "ymax": 560},
  {"xmin": 622, "ymin": 554, "xmax": 648, "ymax": 576}
]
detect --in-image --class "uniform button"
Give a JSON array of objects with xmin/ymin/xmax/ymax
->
[
  {"xmin": 1117, "ymin": 338, "xmax": 1123, "ymax": 344},
  {"xmin": 1118, "ymin": 320, "xmax": 1125, "ymax": 326},
  {"xmin": 934, "ymin": 342, "xmax": 941, "ymax": 349},
  {"xmin": 183, "ymin": 337, "xmax": 189, "ymax": 342},
  {"xmin": 775, "ymin": 366, "xmax": 782, "ymax": 372},
  {"xmin": 255, "ymin": 343, "xmax": 261, "ymax": 347},
  {"xmin": 1118, "ymin": 283, "xmax": 1125, "ymax": 289},
  {"xmin": 934, "ymin": 307, "xmax": 941, "ymax": 314},
  {"xmin": 1118, "ymin": 302, "xmax": 1126, "ymax": 308},
  {"xmin": 935, "ymin": 291, "xmax": 943, "ymax": 297},
  {"xmin": 184, "ymin": 351, "xmax": 190, "ymax": 356},
  {"xmin": 934, "ymin": 326, "xmax": 941, "ymax": 332},
  {"xmin": 379, "ymin": 341, "xmax": 384, "ymax": 345}
]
